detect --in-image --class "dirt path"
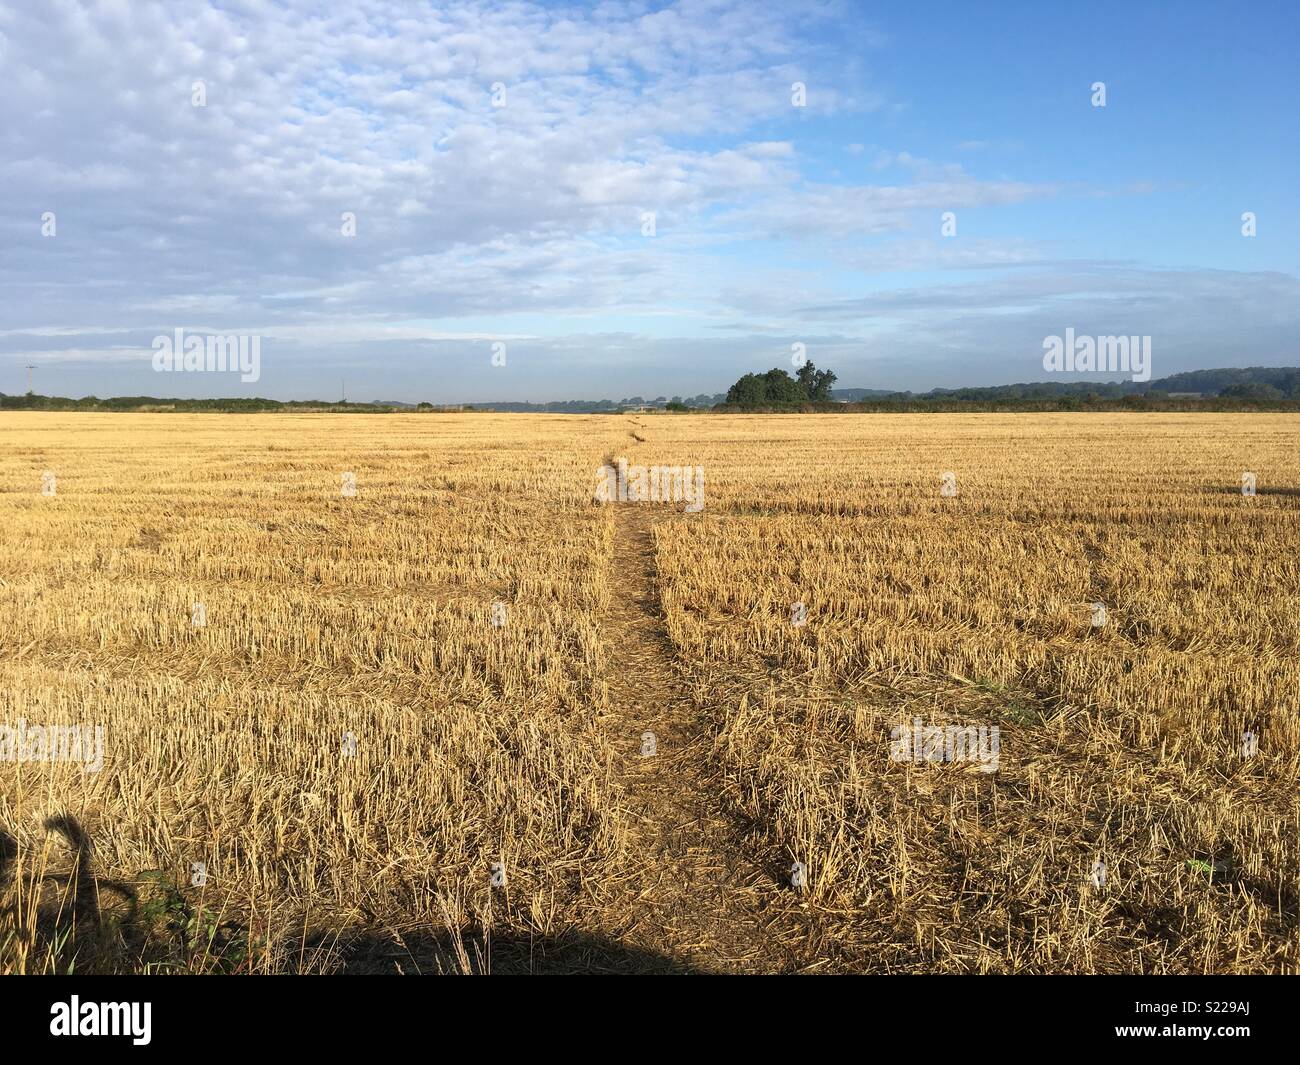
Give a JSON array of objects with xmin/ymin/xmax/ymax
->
[{"xmin": 579, "ymin": 453, "xmax": 801, "ymax": 973}]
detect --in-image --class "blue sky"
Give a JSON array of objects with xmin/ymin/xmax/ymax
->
[{"xmin": 1, "ymin": 0, "xmax": 1296, "ymax": 401}]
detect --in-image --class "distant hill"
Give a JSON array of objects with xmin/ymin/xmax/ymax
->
[
  {"xmin": 830, "ymin": 366, "xmax": 1300, "ymax": 402},
  {"xmin": 1144, "ymin": 367, "xmax": 1300, "ymax": 395}
]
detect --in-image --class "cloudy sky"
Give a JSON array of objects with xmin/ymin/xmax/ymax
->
[{"xmin": 2, "ymin": 0, "xmax": 1297, "ymax": 401}]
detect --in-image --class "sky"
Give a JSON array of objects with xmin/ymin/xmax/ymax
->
[{"xmin": 1, "ymin": 0, "xmax": 1297, "ymax": 402}]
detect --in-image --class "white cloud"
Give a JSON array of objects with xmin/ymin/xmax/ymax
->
[{"xmin": 0, "ymin": 0, "xmax": 1291, "ymax": 399}]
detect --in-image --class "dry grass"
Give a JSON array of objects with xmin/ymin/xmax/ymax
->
[{"xmin": 1, "ymin": 411, "xmax": 1296, "ymax": 973}]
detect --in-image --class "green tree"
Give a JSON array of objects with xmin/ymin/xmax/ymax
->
[
  {"xmin": 1221, "ymin": 383, "xmax": 1284, "ymax": 402},
  {"xmin": 795, "ymin": 361, "xmax": 837, "ymax": 401},
  {"xmin": 808, "ymin": 365, "xmax": 837, "ymax": 401},
  {"xmin": 725, "ymin": 373, "xmax": 767, "ymax": 406},
  {"xmin": 761, "ymin": 367, "xmax": 806, "ymax": 403}
]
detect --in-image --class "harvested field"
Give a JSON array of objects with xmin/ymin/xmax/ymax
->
[{"xmin": 1, "ymin": 411, "xmax": 1297, "ymax": 973}]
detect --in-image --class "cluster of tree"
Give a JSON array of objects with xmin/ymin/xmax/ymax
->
[
  {"xmin": 0, "ymin": 393, "xmax": 400, "ymax": 412},
  {"xmin": 473, "ymin": 393, "xmax": 724, "ymax": 413},
  {"xmin": 1150, "ymin": 367, "xmax": 1300, "ymax": 397},
  {"xmin": 617, "ymin": 394, "xmax": 724, "ymax": 409},
  {"xmin": 475, "ymin": 399, "xmax": 620, "ymax": 412},
  {"xmin": 1214, "ymin": 378, "xmax": 1300, "ymax": 401},
  {"xmin": 668, "ymin": 394, "xmax": 726, "ymax": 408},
  {"xmin": 724, "ymin": 362, "xmax": 837, "ymax": 407}
]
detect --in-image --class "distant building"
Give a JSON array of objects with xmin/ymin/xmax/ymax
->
[{"xmin": 1163, "ymin": 392, "xmax": 1205, "ymax": 398}]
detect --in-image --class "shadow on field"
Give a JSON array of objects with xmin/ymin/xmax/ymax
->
[
  {"xmin": 5, "ymin": 817, "xmax": 698, "ymax": 973},
  {"xmin": 0, "ymin": 816, "xmax": 139, "ymax": 928},
  {"xmin": 0, "ymin": 816, "xmax": 144, "ymax": 972},
  {"xmin": 299, "ymin": 926, "xmax": 702, "ymax": 975},
  {"xmin": 1219, "ymin": 484, "xmax": 1300, "ymax": 497},
  {"xmin": 0, "ymin": 828, "xmax": 16, "ymax": 892}
]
